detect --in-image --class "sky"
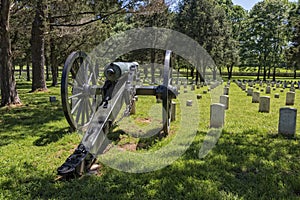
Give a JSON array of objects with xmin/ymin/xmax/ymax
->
[
  {"xmin": 231, "ymin": 0, "xmax": 261, "ymax": 11},
  {"xmin": 232, "ymin": 0, "xmax": 298, "ymax": 11}
]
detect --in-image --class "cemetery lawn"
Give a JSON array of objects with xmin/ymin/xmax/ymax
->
[{"xmin": 1, "ymin": 80, "xmax": 300, "ymax": 199}]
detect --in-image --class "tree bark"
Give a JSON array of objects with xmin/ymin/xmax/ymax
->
[
  {"xmin": 263, "ymin": 65, "xmax": 267, "ymax": 81},
  {"xmin": 31, "ymin": 0, "xmax": 47, "ymax": 92},
  {"xmin": 257, "ymin": 65, "xmax": 261, "ymax": 80},
  {"xmin": 272, "ymin": 66, "xmax": 276, "ymax": 81},
  {"xmin": 227, "ymin": 64, "xmax": 234, "ymax": 80},
  {"xmin": 0, "ymin": 0, "xmax": 21, "ymax": 106},
  {"xmin": 26, "ymin": 57, "xmax": 30, "ymax": 81}
]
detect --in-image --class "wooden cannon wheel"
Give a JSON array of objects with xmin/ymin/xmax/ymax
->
[
  {"xmin": 61, "ymin": 51, "xmax": 99, "ymax": 132},
  {"xmin": 162, "ymin": 50, "xmax": 173, "ymax": 135}
]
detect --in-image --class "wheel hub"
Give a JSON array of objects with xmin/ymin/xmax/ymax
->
[{"xmin": 83, "ymin": 84, "xmax": 91, "ymax": 96}]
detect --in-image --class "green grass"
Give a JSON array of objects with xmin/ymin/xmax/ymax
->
[{"xmin": 1, "ymin": 80, "xmax": 300, "ymax": 199}]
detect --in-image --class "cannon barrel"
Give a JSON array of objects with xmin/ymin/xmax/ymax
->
[{"xmin": 104, "ymin": 62, "xmax": 138, "ymax": 81}]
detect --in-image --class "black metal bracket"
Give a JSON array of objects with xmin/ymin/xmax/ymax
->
[{"xmin": 57, "ymin": 143, "xmax": 96, "ymax": 177}]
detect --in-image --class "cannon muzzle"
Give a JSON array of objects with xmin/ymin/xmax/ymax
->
[{"xmin": 104, "ymin": 62, "xmax": 138, "ymax": 81}]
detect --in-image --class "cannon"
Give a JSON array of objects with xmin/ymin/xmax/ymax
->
[{"xmin": 57, "ymin": 50, "xmax": 178, "ymax": 177}]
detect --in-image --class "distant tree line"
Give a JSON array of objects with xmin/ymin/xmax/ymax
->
[{"xmin": 0, "ymin": 0, "xmax": 299, "ymax": 106}]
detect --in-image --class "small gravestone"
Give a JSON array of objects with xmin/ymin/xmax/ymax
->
[
  {"xmin": 191, "ymin": 85, "xmax": 195, "ymax": 91},
  {"xmin": 274, "ymin": 93, "xmax": 280, "ymax": 98},
  {"xmin": 171, "ymin": 101, "xmax": 176, "ymax": 121},
  {"xmin": 157, "ymin": 98, "xmax": 162, "ymax": 103},
  {"xmin": 259, "ymin": 96, "xmax": 270, "ymax": 113},
  {"xmin": 290, "ymin": 87, "xmax": 295, "ymax": 92},
  {"xmin": 197, "ymin": 94, "xmax": 202, "ymax": 99},
  {"xmin": 210, "ymin": 103, "xmax": 225, "ymax": 128},
  {"xmin": 276, "ymin": 83, "xmax": 280, "ymax": 88},
  {"xmin": 224, "ymin": 87, "xmax": 229, "ymax": 95},
  {"xmin": 286, "ymin": 92, "xmax": 295, "ymax": 106},
  {"xmin": 278, "ymin": 107, "xmax": 297, "ymax": 137},
  {"xmin": 247, "ymin": 88, "xmax": 253, "ymax": 96},
  {"xmin": 266, "ymin": 86, "xmax": 271, "ymax": 94},
  {"xmin": 252, "ymin": 91, "xmax": 260, "ymax": 103},
  {"xmin": 186, "ymin": 100, "xmax": 193, "ymax": 107},
  {"xmin": 220, "ymin": 95, "xmax": 229, "ymax": 110},
  {"xmin": 241, "ymin": 85, "xmax": 246, "ymax": 91},
  {"xmin": 49, "ymin": 96, "xmax": 56, "ymax": 103}
]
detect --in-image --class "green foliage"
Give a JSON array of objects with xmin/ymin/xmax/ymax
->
[{"xmin": 239, "ymin": 0, "xmax": 291, "ymax": 80}]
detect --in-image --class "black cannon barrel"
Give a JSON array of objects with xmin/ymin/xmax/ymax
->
[{"xmin": 104, "ymin": 62, "xmax": 138, "ymax": 81}]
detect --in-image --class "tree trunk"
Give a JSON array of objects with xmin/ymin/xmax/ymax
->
[
  {"xmin": 26, "ymin": 57, "xmax": 30, "ymax": 81},
  {"xmin": 19, "ymin": 65, "xmax": 22, "ymax": 79},
  {"xmin": 294, "ymin": 63, "xmax": 297, "ymax": 79},
  {"xmin": 227, "ymin": 64, "xmax": 234, "ymax": 80},
  {"xmin": 190, "ymin": 68, "xmax": 194, "ymax": 79},
  {"xmin": 257, "ymin": 65, "xmax": 261, "ymax": 80},
  {"xmin": 0, "ymin": 0, "xmax": 21, "ymax": 106},
  {"xmin": 186, "ymin": 66, "xmax": 189, "ymax": 82},
  {"xmin": 272, "ymin": 66, "xmax": 276, "ymax": 81},
  {"xmin": 31, "ymin": 0, "xmax": 47, "ymax": 92},
  {"xmin": 263, "ymin": 66, "xmax": 267, "ymax": 81}
]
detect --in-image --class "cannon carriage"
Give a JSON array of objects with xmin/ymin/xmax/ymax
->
[{"xmin": 58, "ymin": 50, "xmax": 178, "ymax": 177}]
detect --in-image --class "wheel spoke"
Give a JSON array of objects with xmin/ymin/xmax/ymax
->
[
  {"xmin": 87, "ymin": 98, "xmax": 93, "ymax": 112},
  {"xmin": 85, "ymin": 99, "xmax": 90, "ymax": 125},
  {"xmin": 71, "ymin": 98, "xmax": 82, "ymax": 115},
  {"xmin": 69, "ymin": 92, "xmax": 83, "ymax": 99},
  {"xmin": 81, "ymin": 100, "xmax": 85, "ymax": 126},
  {"xmin": 87, "ymin": 72, "xmax": 93, "ymax": 84}
]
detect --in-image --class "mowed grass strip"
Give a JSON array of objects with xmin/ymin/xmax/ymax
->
[{"xmin": 0, "ymin": 80, "xmax": 300, "ymax": 199}]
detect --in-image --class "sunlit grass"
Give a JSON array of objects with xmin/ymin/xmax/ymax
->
[{"xmin": 1, "ymin": 80, "xmax": 300, "ymax": 199}]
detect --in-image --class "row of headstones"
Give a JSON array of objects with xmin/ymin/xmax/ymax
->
[
  {"xmin": 236, "ymin": 81, "xmax": 298, "ymax": 136},
  {"xmin": 210, "ymin": 86, "xmax": 298, "ymax": 137},
  {"xmin": 251, "ymin": 91, "xmax": 296, "ymax": 107},
  {"xmin": 234, "ymin": 81, "xmax": 297, "ymax": 109},
  {"xmin": 234, "ymin": 79, "xmax": 300, "ymax": 89},
  {"xmin": 241, "ymin": 84, "xmax": 296, "ymax": 94}
]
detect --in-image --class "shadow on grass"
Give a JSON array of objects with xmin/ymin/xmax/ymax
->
[
  {"xmin": 33, "ymin": 127, "xmax": 70, "ymax": 146},
  {"xmin": 2, "ymin": 128, "xmax": 300, "ymax": 199},
  {"xmin": 0, "ymin": 103, "xmax": 67, "ymax": 146}
]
